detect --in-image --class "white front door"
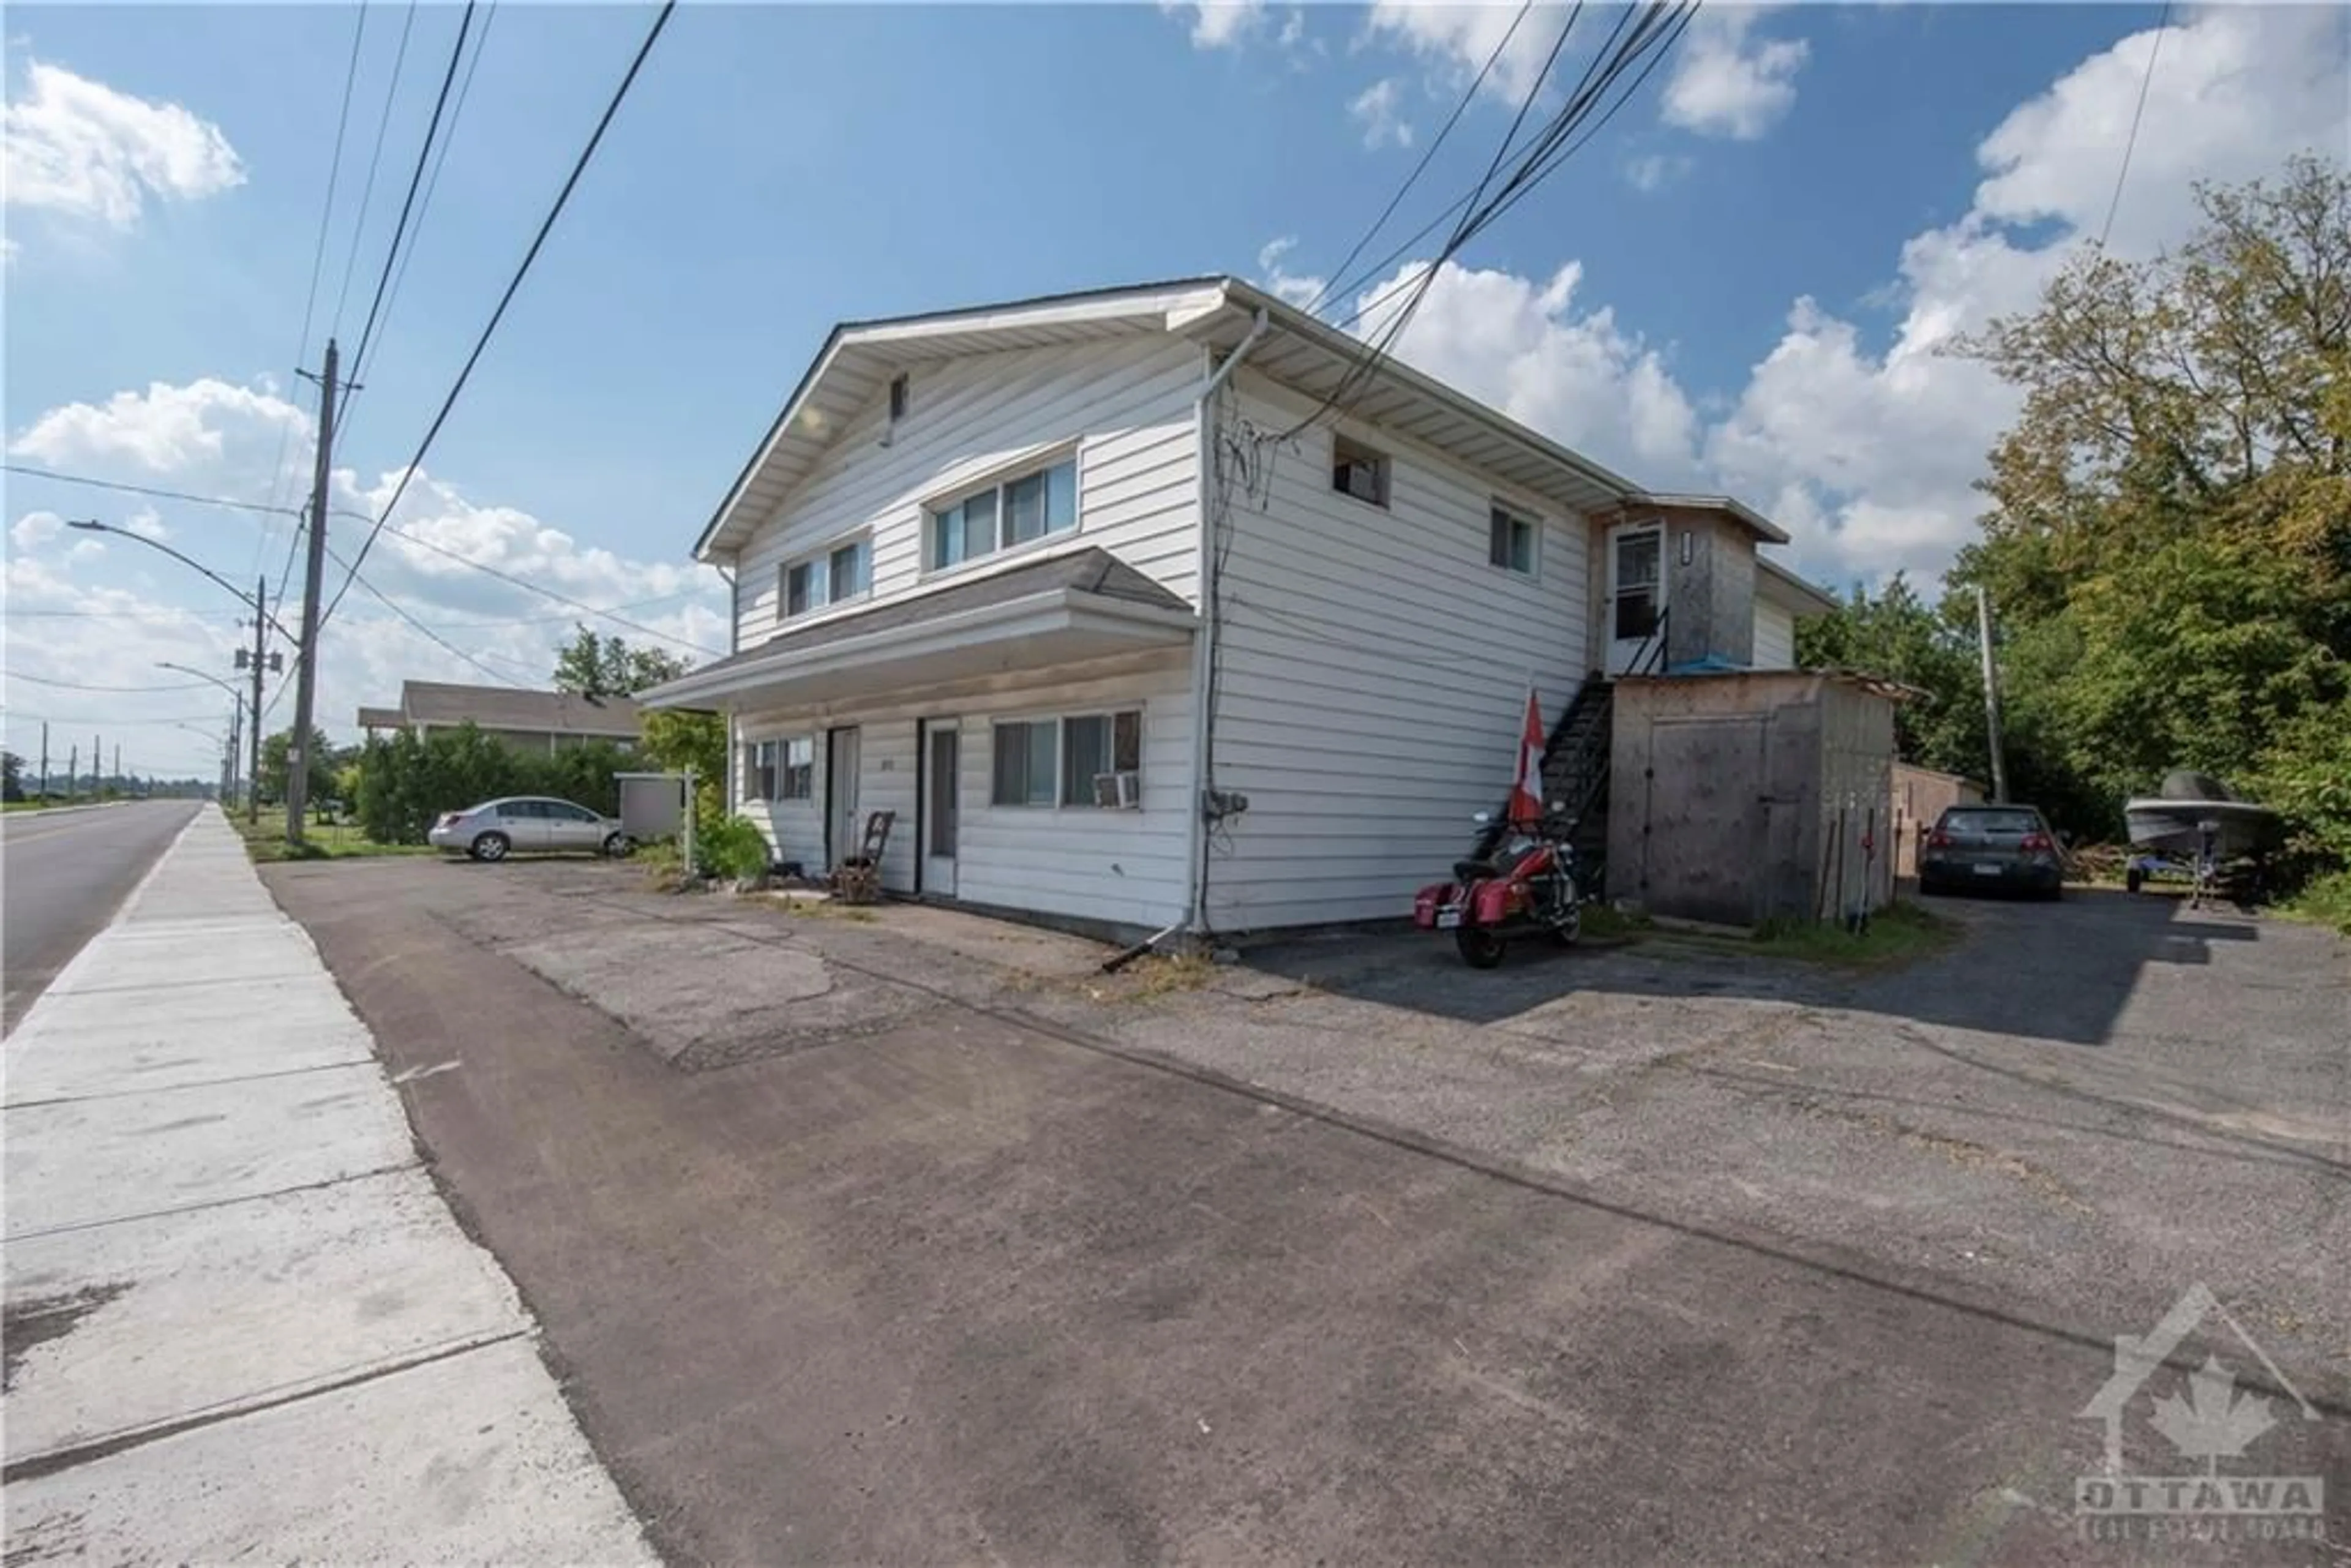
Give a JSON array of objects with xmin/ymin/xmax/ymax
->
[
  {"xmin": 827, "ymin": 726, "xmax": 861, "ymax": 868},
  {"xmin": 923, "ymin": 722, "xmax": 959, "ymax": 897},
  {"xmin": 1605, "ymin": 523, "xmax": 1666, "ymax": 675}
]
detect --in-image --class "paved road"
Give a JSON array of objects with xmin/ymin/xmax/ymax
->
[
  {"xmin": 262, "ymin": 858, "xmax": 2350, "ymax": 1565},
  {"xmin": 2, "ymin": 801, "xmax": 201, "ymax": 1033}
]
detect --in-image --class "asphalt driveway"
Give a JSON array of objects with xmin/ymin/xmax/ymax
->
[{"xmin": 263, "ymin": 857, "xmax": 2350, "ymax": 1564}]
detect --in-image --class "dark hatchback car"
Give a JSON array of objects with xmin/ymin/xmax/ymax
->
[{"xmin": 1918, "ymin": 804, "xmax": 2065, "ymax": 899}]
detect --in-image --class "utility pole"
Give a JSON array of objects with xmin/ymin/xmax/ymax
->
[
  {"xmin": 113, "ymin": 743, "xmax": 121, "ymax": 788},
  {"xmin": 92, "ymin": 733, "xmax": 101, "ymax": 797},
  {"xmin": 287, "ymin": 338, "xmax": 340, "ymax": 846},
  {"xmin": 1975, "ymin": 583, "xmax": 2010, "ymax": 805},
  {"xmin": 247, "ymin": 576, "xmax": 268, "ymax": 824},
  {"xmin": 39, "ymin": 722, "xmax": 48, "ymax": 799},
  {"xmin": 66, "ymin": 744, "xmax": 77, "ymax": 803}
]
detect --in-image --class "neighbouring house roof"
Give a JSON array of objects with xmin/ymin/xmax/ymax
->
[
  {"xmin": 1755, "ymin": 556, "xmax": 1840, "ymax": 617},
  {"xmin": 362, "ymin": 680, "xmax": 644, "ymax": 737},
  {"xmin": 1616, "ymin": 492, "xmax": 1791, "ymax": 545},
  {"xmin": 693, "ymin": 276, "xmax": 1669, "ymax": 563},
  {"xmin": 640, "ymin": 547, "xmax": 1193, "ymax": 710}
]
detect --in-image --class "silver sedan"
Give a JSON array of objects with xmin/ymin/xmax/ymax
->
[{"xmin": 428, "ymin": 797, "xmax": 634, "ymax": 862}]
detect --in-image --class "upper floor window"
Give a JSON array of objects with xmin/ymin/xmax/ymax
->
[
  {"xmin": 1489, "ymin": 504, "xmax": 1537, "ymax": 576},
  {"xmin": 929, "ymin": 457, "xmax": 1077, "ymax": 571},
  {"xmin": 779, "ymin": 535, "xmax": 871, "ymax": 620},
  {"xmin": 1332, "ymin": 436, "xmax": 1390, "ymax": 509}
]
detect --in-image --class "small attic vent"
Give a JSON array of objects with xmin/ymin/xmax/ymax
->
[{"xmin": 888, "ymin": 373, "xmax": 910, "ymax": 422}]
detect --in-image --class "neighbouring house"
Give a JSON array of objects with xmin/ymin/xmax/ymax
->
[
  {"xmin": 1891, "ymin": 762, "xmax": 1988, "ymax": 877},
  {"xmin": 358, "ymin": 680, "xmax": 642, "ymax": 756},
  {"xmin": 642, "ymin": 276, "xmax": 1878, "ymax": 939}
]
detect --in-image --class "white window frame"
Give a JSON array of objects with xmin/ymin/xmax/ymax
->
[
  {"xmin": 778, "ymin": 531, "xmax": 872, "ymax": 621},
  {"xmin": 987, "ymin": 708, "xmax": 1142, "ymax": 810},
  {"xmin": 923, "ymin": 448, "xmax": 1081, "ymax": 576},
  {"xmin": 779, "ymin": 735, "xmax": 815, "ymax": 800},
  {"xmin": 1488, "ymin": 502, "xmax": 1539, "ymax": 578},
  {"xmin": 1332, "ymin": 435, "xmax": 1391, "ymax": 509}
]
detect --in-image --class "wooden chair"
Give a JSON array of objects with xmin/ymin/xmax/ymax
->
[{"xmin": 831, "ymin": 811, "xmax": 896, "ymax": 904}]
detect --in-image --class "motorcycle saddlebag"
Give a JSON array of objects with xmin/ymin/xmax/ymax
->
[
  {"xmin": 1469, "ymin": 879, "xmax": 1520, "ymax": 925},
  {"xmin": 1412, "ymin": 883, "xmax": 1458, "ymax": 928}
]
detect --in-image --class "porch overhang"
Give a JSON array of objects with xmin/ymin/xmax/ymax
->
[{"xmin": 640, "ymin": 550, "xmax": 1196, "ymax": 713}]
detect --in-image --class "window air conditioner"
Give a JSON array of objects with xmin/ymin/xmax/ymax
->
[
  {"xmin": 1338, "ymin": 460, "xmax": 1381, "ymax": 503},
  {"xmin": 1093, "ymin": 771, "xmax": 1142, "ymax": 809}
]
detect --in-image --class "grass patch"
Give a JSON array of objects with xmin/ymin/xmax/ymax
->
[
  {"xmin": 1745, "ymin": 901, "xmax": 1959, "ymax": 968},
  {"xmin": 1123, "ymin": 950, "xmax": 1218, "ymax": 999},
  {"xmin": 231, "ymin": 814, "xmax": 437, "ymax": 864},
  {"xmin": 2277, "ymin": 869, "xmax": 2351, "ymax": 936},
  {"xmin": 1577, "ymin": 902, "xmax": 1652, "ymax": 941}
]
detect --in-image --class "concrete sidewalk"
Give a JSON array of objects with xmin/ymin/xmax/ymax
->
[{"xmin": 2, "ymin": 808, "xmax": 651, "ymax": 1564}]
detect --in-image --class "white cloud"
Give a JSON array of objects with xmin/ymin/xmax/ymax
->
[
  {"xmin": 1255, "ymin": 236, "xmax": 1328, "ymax": 310},
  {"xmin": 10, "ymin": 509, "xmax": 65, "ymax": 552},
  {"xmin": 2, "ymin": 61, "xmax": 244, "ymax": 229},
  {"xmin": 1349, "ymin": 77, "xmax": 1415, "ymax": 149},
  {"xmin": 1660, "ymin": 7, "xmax": 1809, "ymax": 140},
  {"xmin": 1354, "ymin": 257, "xmax": 1703, "ymax": 484},
  {"xmin": 1277, "ymin": 8, "xmax": 2347, "ymax": 592},
  {"xmin": 1707, "ymin": 4, "xmax": 2350, "ymax": 582},
  {"xmin": 1161, "ymin": 0, "xmax": 1265, "ymax": 50},
  {"xmin": 124, "ymin": 507, "xmax": 169, "ymax": 542},
  {"xmin": 8, "ymin": 376, "xmax": 311, "ymax": 483},
  {"xmin": 2, "ymin": 376, "xmax": 730, "ymax": 778},
  {"xmin": 1366, "ymin": 1, "xmax": 1565, "ymax": 107},
  {"xmin": 1624, "ymin": 152, "xmax": 1692, "ymax": 192}
]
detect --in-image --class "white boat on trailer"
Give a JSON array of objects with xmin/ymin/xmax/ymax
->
[{"xmin": 2121, "ymin": 769, "xmax": 2281, "ymax": 901}]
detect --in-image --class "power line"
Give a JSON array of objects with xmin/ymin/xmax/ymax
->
[
  {"xmin": 253, "ymin": 1, "xmax": 372, "ymax": 589},
  {"xmin": 4, "ymin": 463, "xmax": 302, "ymax": 516},
  {"xmin": 350, "ymin": 1, "xmax": 479, "ymax": 381},
  {"xmin": 2099, "ymin": 1, "xmax": 2170, "ymax": 249},
  {"xmin": 1302, "ymin": 0, "xmax": 1535, "ymax": 317},
  {"xmin": 2, "ymin": 673, "xmax": 222, "ymax": 694},
  {"xmin": 332, "ymin": 0, "xmax": 420, "ymax": 334},
  {"xmin": 345, "ymin": 2, "xmax": 500, "ymax": 449},
  {"xmin": 320, "ymin": 0, "xmax": 680, "ymax": 634},
  {"xmin": 318, "ymin": 535, "xmax": 518, "ymax": 686},
  {"xmin": 8, "ymin": 459, "xmax": 715, "ymax": 651},
  {"xmin": 1277, "ymin": 0, "xmax": 1700, "ymax": 441},
  {"xmin": 371, "ymin": 522, "xmax": 719, "ymax": 653}
]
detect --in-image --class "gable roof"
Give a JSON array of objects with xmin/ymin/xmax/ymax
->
[
  {"xmin": 1756, "ymin": 555, "xmax": 1840, "ymax": 616},
  {"xmin": 1619, "ymin": 492, "xmax": 1791, "ymax": 545},
  {"xmin": 396, "ymin": 681, "xmax": 643, "ymax": 737},
  {"xmin": 692, "ymin": 276, "xmax": 1655, "ymax": 563}
]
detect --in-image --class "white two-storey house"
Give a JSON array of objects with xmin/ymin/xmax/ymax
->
[{"xmin": 642, "ymin": 277, "xmax": 1836, "ymax": 939}]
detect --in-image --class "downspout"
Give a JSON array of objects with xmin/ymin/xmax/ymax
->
[{"xmin": 1178, "ymin": 307, "xmax": 1272, "ymax": 945}]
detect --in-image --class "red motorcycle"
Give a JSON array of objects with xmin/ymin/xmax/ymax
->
[{"xmin": 1413, "ymin": 809, "xmax": 1583, "ymax": 968}]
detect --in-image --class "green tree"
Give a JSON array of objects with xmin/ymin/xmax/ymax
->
[
  {"xmin": 1, "ymin": 749, "xmax": 24, "ymax": 803},
  {"xmin": 1797, "ymin": 572, "xmax": 1987, "ymax": 779},
  {"xmin": 552, "ymin": 624, "xmax": 691, "ymax": 697},
  {"xmin": 639, "ymin": 707, "xmax": 727, "ymax": 828},
  {"xmin": 258, "ymin": 727, "xmax": 340, "ymax": 808},
  {"xmin": 1936, "ymin": 152, "xmax": 2351, "ymax": 868}
]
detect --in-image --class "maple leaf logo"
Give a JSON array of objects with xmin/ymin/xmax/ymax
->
[{"xmin": 2150, "ymin": 1357, "xmax": 2276, "ymax": 1473}]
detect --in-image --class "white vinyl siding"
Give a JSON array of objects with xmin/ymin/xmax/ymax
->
[
  {"xmin": 1201, "ymin": 376, "xmax": 1592, "ymax": 931},
  {"xmin": 731, "ymin": 337, "xmax": 1204, "ymax": 647},
  {"xmin": 1752, "ymin": 599, "xmax": 1796, "ymax": 670},
  {"xmin": 735, "ymin": 659, "xmax": 1191, "ymax": 930}
]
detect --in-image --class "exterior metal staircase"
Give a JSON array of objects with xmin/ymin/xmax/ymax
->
[{"xmin": 1467, "ymin": 674, "xmax": 1614, "ymax": 892}]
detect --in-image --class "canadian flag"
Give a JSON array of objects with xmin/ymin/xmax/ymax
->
[{"xmin": 1507, "ymin": 689, "xmax": 1545, "ymax": 825}]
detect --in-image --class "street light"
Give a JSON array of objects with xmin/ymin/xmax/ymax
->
[
  {"xmin": 159, "ymin": 662, "xmax": 247, "ymax": 806},
  {"xmin": 67, "ymin": 519, "xmax": 304, "ymax": 648}
]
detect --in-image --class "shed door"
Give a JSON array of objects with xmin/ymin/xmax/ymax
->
[{"xmin": 1644, "ymin": 717, "xmax": 1764, "ymax": 925}]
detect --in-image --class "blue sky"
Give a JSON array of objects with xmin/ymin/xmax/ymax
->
[{"xmin": 5, "ymin": 2, "xmax": 2345, "ymax": 777}]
